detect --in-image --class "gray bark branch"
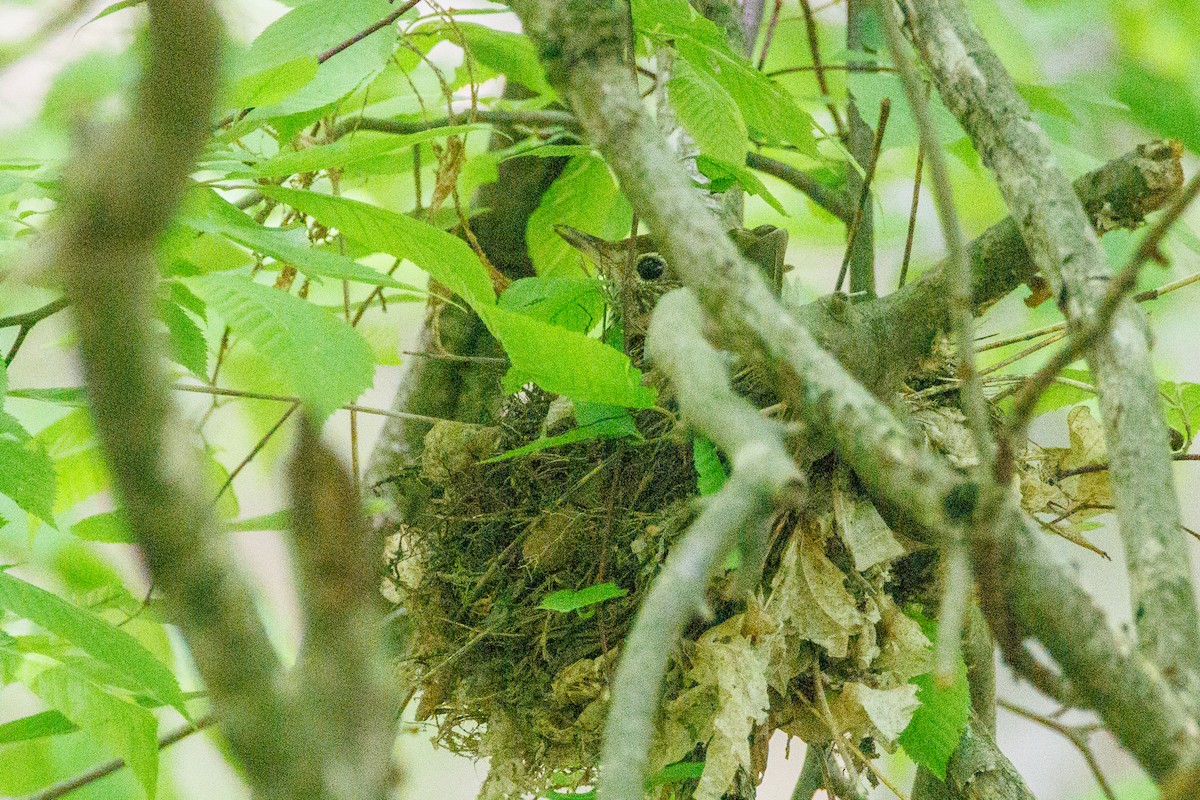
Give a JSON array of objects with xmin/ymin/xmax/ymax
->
[{"xmin": 894, "ymin": 0, "xmax": 1200, "ymax": 713}]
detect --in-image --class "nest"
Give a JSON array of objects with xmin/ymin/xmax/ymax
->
[{"xmin": 384, "ymin": 338, "xmax": 1115, "ymax": 800}]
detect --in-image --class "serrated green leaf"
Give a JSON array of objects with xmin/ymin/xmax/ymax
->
[
  {"xmin": 29, "ymin": 665, "xmax": 159, "ymax": 799},
  {"xmin": 673, "ymin": 35, "xmax": 818, "ymax": 156},
  {"xmin": 4, "ymin": 387, "xmax": 89, "ymax": 407},
  {"xmin": 180, "ymin": 188, "xmax": 422, "ymax": 291},
  {"xmin": 498, "ymin": 276, "xmax": 606, "ymax": 333},
  {"xmin": 87, "ymin": 0, "xmax": 144, "ymax": 24},
  {"xmin": 72, "ymin": 510, "xmax": 133, "ymax": 544},
  {"xmin": 898, "ymin": 611, "xmax": 970, "ymax": 779},
  {"xmin": 453, "ymin": 23, "xmax": 555, "ymax": 97},
  {"xmin": 693, "ymin": 434, "xmax": 728, "ymax": 496},
  {"xmin": 236, "ymin": 0, "xmax": 399, "ymax": 119},
  {"xmin": 232, "ymin": 55, "xmax": 318, "ymax": 109},
  {"xmin": 227, "ymin": 509, "xmax": 291, "ymax": 532},
  {"xmin": 539, "ymin": 581, "xmax": 628, "ymax": 614},
  {"xmin": 0, "ymin": 571, "xmax": 186, "ymax": 717},
  {"xmin": 484, "ymin": 408, "xmax": 637, "ymax": 463},
  {"xmin": 0, "ymin": 411, "xmax": 56, "ymax": 525},
  {"xmin": 526, "ymin": 154, "xmax": 633, "ymax": 278},
  {"xmin": 481, "ymin": 305, "xmax": 655, "ymax": 408},
  {"xmin": 668, "ymin": 56, "xmax": 748, "ymax": 164},
  {"xmin": 159, "ymin": 300, "xmax": 208, "ymax": 380},
  {"xmin": 184, "ymin": 274, "xmax": 374, "ymax": 421},
  {"xmin": 0, "ymin": 709, "xmax": 77, "ymax": 744},
  {"xmin": 257, "ymin": 185, "xmax": 496, "ymax": 306},
  {"xmin": 697, "ymin": 156, "xmax": 789, "ymax": 216},
  {"xmin": 246, "ymin": 124, "xmax": 482, "ymax": 178}
]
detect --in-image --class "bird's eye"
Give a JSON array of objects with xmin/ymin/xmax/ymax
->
[{"xmin": 636, "ymin": 252, "xmax": 667, "ymax": 280}]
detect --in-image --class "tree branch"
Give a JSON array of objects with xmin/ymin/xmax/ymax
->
[
  {"xmin": 597, "ymin": 288, "xmax": 802, "ymax": 800},
  {"xmin": 895, "ymin": 0, "xmax": 1200, "ymax": 712},
  {"xmin": 50, "ymin": 3, "xmax": 398, "ymax": 798},
  {"xmin": 508, "ymin": 0, "xmax": 1200, "ymax": 784},
  {"xmin": 49, "ymin": 1, "xmax": 304, "ymax": 794},
  {"xmin": 865, "ymin": 139, "xmax": 1184, "ymax": 372},
  {"xmin": 288, "ymin": 420, "xmax": 398, "ymax": 800}
]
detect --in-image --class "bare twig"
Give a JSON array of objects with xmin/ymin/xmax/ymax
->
[
  {"xmin": 998, "ymin": 700, "xmax": 1117, "ymax": 800},
  {"xmin": 835, "ymin": 98, "xmax": 890, "ymax": 293},
  {"xmin": 172, "ymin": 382, "xmax": 456, "ymax": 426},
  {"xmin": 288, "ymin": 419, "xmax": 399, "ymax": 798},
  {"xmin": 21, "ymin": 716, "xmax": 216, "ymax": 800},
  {"xmin": 1001, "ymin": 171, "xmax": 1200, "ymax": 460},
  {"xmin": 897, "ymin": 134, "xmax": 925, "ymax": 289},
  {"xmin": 898, "ymin": 0, "xmax": 1200, "ymax": 708},
  {"xmin": 797, "ymin": 0, "xmax": 845, "ymax": 137},
  {"xmin": 2, "ymin": 297, "xmax": 69, "ymax": 365},
  {"xmin": 317, "ymin": 0, "xmax": 420, "ymax": 64},
  {"xmin": 745, "ymin": 151, "xmax": 852, "ymax": 222},
  {"xmin": 756, "ymin": 0, "xmax": 784, "ymax": 70},
  {"xmin": 877, "ymin": 0, "xmax": 995, "ymax": 687},
  {"xmin": 596, "ymin": 288, "xmax": 802, "ymax": 800}
]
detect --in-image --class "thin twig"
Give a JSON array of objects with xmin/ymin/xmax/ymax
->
[
  {"xmin": 877, "ymin": 0, "xmax": 996, "ymax": 689},
  {"xmin": 897, "ymin": 135, "xmax": 925, "ymax": 289},
  {"xmin": 1056, "ymin": 453, "xmax": 1200, "ymax": 481},
  {"xmin": 999, "ymin": 171, "xmax": 1200, "ymax": 479},
  {"xmin": 172, "ymin": 383, "xmax": 453, "ymax": 425},
  {"xmin": 756, "ymin": 1, "xmax": 784, "ymax": 69},
  {"xmin": 998, "ymin": 700, "xmax": 1118, "ymax": 800},
  {"xmin": 834, "ymin": 98, "xmax": 889, "ymax": 293},
  {"xmin": 766, "ymin": 64, "xmax": 896, "ymax": 77},
  {"xmin": 797, "ymin": 0, "xmax": 845, "ymax": 138},
  {"xmin": 22, "ymin": 716, "xmax": 216, "ymax": 800},
  {"xmin": 2, "ymin": 297, "xmax": 70, "ymax": 364},
  {"xmin": 214, "ymin": 402, "xmax": 300, "ymax": 505}
]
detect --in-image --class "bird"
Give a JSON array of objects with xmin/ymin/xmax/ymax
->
[{"xmin": 554, "ymin": 224, "xmax": 789, "ymax": 361}]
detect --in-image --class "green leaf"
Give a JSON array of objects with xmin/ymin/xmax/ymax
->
[
  {"xmin": 648, "ymin": 760, "xmax": 706, "ymax": 787},
  {"xmin": 159, "ymin": 300, "xmax": 208, "ymax": 380},
  {"xmin": 0, "ymin": 571, "xmax": 186, "ymax": 717},
  {"xmin": 526, "ymin": 154, "xmax": 634, "ymax": 278},
  {"xmin": 1117, "ymin": 59, "xmax": 1200, "ymax": 155},
  {"xmin": 1027, "ymin": 367, "xmax": 1095, "ymax": 418},
  {"xmin": 484, "ymin": 408, "xmax": 637, "ymax": 463},
  {"xmin": 72, "ymin": 510, "xmax": 133, "ymax": 544},
  {"xmin": 847, "ymin": 71, "xmax": 965, "ymax": 149},
  {"xmin": 4, "ymin": 387, "xmax": 89, "ymax": 407},
  {"xmin": 245, "ymin": 124, "xmax": 482, "ymax": 178},
  {"xmin": 0, "ymin": 411, "xmax": 56, "ymax": 525},
  {"xmin": 29, "ymin": 665, "xmax": 159, "ymax": 799},
  {"xmin": 539, "ymin": 581, "xmax": 628, "ymax": 615},
  {"xmin": 697, "ymin": 156, "xmax": 789, "ymax": 216},
  {"xmin": 498, "ymin": 276, "xmax": 606, "ymax": 333},
  {"xmin": 235, "ymin": 0, "xmax": 400, "ymax": 118},
  {"xmin": 184, "ymin": 274, "xmax": 374, "ymax": 421},
  {"xmin": 453, "ymin": 23, "xmax": 555, "ymax": 97},
  {"xmin": 226, "ymin": 509, "xmax": 291, "ymax": 532},
  {"xmin": 232, "ymin": 56, "xmax": 318, "ymax": 109},
  {"xmin": 0, "ymin": 709, "xmax": 77, "ymax": 744},
  {"xmin": 668, "ymin": 56, "xmax": 748, "ymax": 164},
  {"xmin": 257, "ymin": 185, "xmax": 496, "ymax": 307},
  {"xmin": 898, "ymin": 611, "xmax": 971, "ymax": 779},
  {"xmin": 180, "ymin": 188, "xmax": 422, "ymax": 291},
  {"xmin": 672, "ymin": 33, "xmax": 819, "ymax": 156},
  {"xmin": 482, "ymin": 305, "xmax": 656, "ymax": 408},
  {"xmin": 693, "ymin": 434, "xmax": 727, "ymax": 496}
]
